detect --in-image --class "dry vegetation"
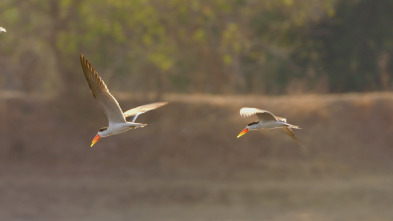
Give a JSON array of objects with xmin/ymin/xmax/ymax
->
[{"xmin": 1, "ymin": 92, "xmax": 393, "ymax": 221}]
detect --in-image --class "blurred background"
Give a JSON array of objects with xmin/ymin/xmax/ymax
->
[{"xmin": 1, "ymin": 0, "xmax": 393, "ymax": 220}]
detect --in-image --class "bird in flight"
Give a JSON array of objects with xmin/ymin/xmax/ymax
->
[
  {"xmin": 0, "ymin": 27, "xmax": 6, "ymax": 33},
  {"xmin": 237, "ymin": 107, "xmax": 301, "ymax": 142},
  {"xmin": 80, "ymin": 54, "xmax": 167, "ymax": 147}
]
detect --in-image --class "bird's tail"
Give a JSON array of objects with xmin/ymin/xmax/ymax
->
[
  {"xmin": 286, "ymin": 123, "xmax": 301, "ymax": 129},
  {"xmin": 129, "ymin": 122, "xmax": 148, "ymax": 129}
]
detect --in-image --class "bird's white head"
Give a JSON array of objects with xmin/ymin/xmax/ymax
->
[
  {"xmin": 236, "ymin": 121, "xmax": 259, "ymax": 138},
  {"xmin": 91, "ymin": 127, "xmax": 108, "ymax": 147}
]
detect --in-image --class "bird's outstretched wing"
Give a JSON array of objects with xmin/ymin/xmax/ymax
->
[
  {"xmin": 282, "ymin": 127, "xmax": 299, "ymax": 141},
  {"xmin": 123, "ymin": 102, "xmax": 168, "ymax": 122},
  {"xmin": 240, "ymin": 107, "xmax": 277, "ymax": 122},
  {"xmin": 80, "ymin": 54, "xmax": 126, "ymax": 125}
]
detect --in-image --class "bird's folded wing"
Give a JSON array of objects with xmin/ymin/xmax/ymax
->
[
  {"xmin": 80, "ymin": 54, "xmax": 126, "ymax": 124},
  {"xmin": 123, "ymin": 102, "xmax": 168, "ymax": 122}
]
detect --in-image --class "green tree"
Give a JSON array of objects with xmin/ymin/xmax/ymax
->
[{"xmin": 294, "ymin": 0, "xmax": 393, "ymax": 92}]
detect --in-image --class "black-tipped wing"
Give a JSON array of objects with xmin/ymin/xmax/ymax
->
[
  {"xmin": 80, "ymin": 54, "xmax": 126, "ymax": 124},
  {"xmin": 123, "ymin": 102, "xmax": 168, "ymax": 122},
  {"xmin": 240, "ymin": 107, "xmax": 278, "ymax": 122}
]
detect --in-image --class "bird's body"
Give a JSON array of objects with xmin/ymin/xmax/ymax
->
[
  {"xmin": 98, "ymin": 122, "xmax": 147, "ymax": 137},
  {"xmin": 237, "ymin": 107, "xmax": 300, "ymax": 141},
  {"xmin": 0, "ymin": 27, "xmax": 6, "ymax": 33},
  {"xmin": 80, "ymin": 54, "xmax": 167, "ymax": 147},
  {"xmin": 246, "ymin": 120, "xmax": 288, "ymax": 130}
]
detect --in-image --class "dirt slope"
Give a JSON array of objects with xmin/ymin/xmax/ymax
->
[{"xmin": 1, "ymin": 92, "xmax": 393, "ymax": 220}]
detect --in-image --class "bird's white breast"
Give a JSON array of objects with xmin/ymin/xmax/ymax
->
[{"xmin": 250, "ymin": 121, "xmax": 286, "ymax": 130}]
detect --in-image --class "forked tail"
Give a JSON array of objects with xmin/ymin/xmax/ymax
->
[
  {"xmin": 287, "ymin": 123, "xmax": 301, "ymax": 129},
  {"xmin": 129, "ymin": 122, "xmax": 148, "ymax": 129}
]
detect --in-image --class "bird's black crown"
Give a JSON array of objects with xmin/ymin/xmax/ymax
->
[{"xmin": 98, "ymin": 127, "xmax": 107, "ymax": 132}]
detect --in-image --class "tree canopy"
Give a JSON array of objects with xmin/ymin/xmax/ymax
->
[{"xmin": 1, "ymin": 0, "xmax": 392, "ymax": 96}]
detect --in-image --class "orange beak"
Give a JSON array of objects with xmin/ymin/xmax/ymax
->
[
  {"xmin": 91, "ymin": 134, "xmax": 101, "ymax": 147},
  {"xmin": 237, "ymin": 128, "xmax": 249, "ymax": 138}
]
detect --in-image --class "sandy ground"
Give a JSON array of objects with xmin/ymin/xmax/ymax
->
[{"xmin": 2, "ymin": 165, "xmax": 393, "ymax": 221}]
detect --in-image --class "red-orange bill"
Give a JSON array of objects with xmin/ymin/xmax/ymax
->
[
  {"xmin": 91, "ymin": 134, "xmax": 101, "ymax": 147},
  {"xmin": 237, "ymin": 128, "xmax": 248, "ymax": 138}
]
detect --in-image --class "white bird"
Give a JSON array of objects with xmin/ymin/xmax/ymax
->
[
  {"xmin": 80, "ymin": 54, "xmax": 168, "ymax": 147},
  {"xmin": 237, "ymin": 107, "xmax": 301, "ymax": 141},
  {"xmin": 0, "ymin": 27, "xmax": 6, "ymax": 33}
]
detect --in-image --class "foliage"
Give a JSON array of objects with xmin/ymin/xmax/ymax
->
[{"xmin": 0, "ymin": 0, "xmax": 392, "ymax": 95}]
